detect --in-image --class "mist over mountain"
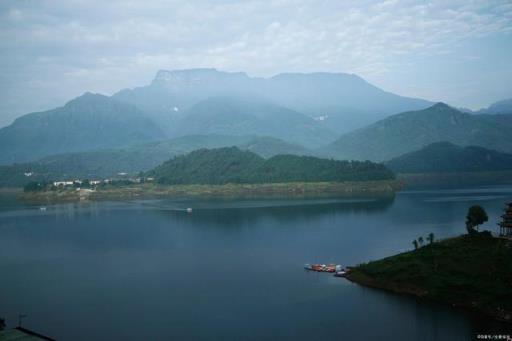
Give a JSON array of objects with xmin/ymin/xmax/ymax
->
[
  {"xmin": 477, "ymin": 98, "xmax": 512, "ymax": 115},
  {"xmin": 0, "ymin": 68, "xmax": 437, "ymax": 166},
  {"xmin": 321, "ymin": 103, "xmax": 512, "ymax": 162},
  {"xmin": 113, "ymin": 68, "xmax": 434, "ymax": 134},
  {"xmin": 0, "ymin": 93, "xmax": 164, "ymax": 165},
  {"xmin": 172, "ymin": 97, "xmax": 336, "ymax": 148}
]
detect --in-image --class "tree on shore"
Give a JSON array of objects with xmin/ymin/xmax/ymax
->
[
  {"xmin": 418, "ymin": 236, "xmax": 424, "ymax": 247},
  {"xmin": 412, "ymin": 240, "xmax": 419, "ymax": 250},
  {"xmin": 0, "ymin": 317, "xmax": 5, "ymax": 331},
  {"xmin": 427, "ymin": 232, "xmax": 435, "ymax": 244},
  {"xmin": 466, "ymin": 205, "xmax": 488, "ymax": 234}
]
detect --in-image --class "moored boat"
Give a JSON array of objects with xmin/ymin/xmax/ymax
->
[{"xmin": 304, "ymin": 263, "xmax": 342, "ymax": 273}]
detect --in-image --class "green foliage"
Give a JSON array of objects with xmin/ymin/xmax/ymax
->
[
  {"xmin": 427, "ymin": 232, "xmax": 435, "ymax": 244},
  {"xmin": 466, "ymin": 205, "xmax": 488, "ymax": 233},
  {"xmin": 149, "ymin": 147, "xmax": 265, "ymax": 185},
  {"xmin": 354, "ymin": 234, "xmax": 512, "ymax": 316},
  {"xmin": 418, "ymin": 236, "xmax": 424, "ymax": 247},
  {"xmin": 148, "ymin": 147, "xmax": 395, "ymax": 185},
  {"xmin": 412, "ymin": 240, "xmax": 419, "ymax": 250}
]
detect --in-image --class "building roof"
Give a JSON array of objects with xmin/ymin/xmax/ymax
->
[{"xmin": 0, "ymin": 327, "xmax": 55, "ymax": 340}]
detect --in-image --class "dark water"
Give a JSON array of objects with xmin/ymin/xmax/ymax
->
[{"xmin": 1, "ymin": 187, "xmax": 512, "ymax": 340}]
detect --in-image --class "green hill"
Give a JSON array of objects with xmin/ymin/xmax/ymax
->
[
  {"xmin": 148, "ymin": 147, "xmax": 394, "ymax": 185},
  {"xmin": 0, "ymin": 93, "xmax": 164, "ymax": 164},
  {"xmin": 321, "ymin": 103, "xmax": 512, "ymax": 162},
  {"xmin": 386, "ymin": 142, "xmax": 512, "ymax": 173}
]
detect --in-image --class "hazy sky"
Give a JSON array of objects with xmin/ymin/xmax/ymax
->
[{"xmin": 1, "ymin": 0, "xmax": 511, "ymax": 127}]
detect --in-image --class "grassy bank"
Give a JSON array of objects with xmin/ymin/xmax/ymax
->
[
  {"xmin": 20, "ymin": 180, "xmax": 400, "ymax": 203},
  {"xmin": 345, "ymin": 234, "xmax": 512, "ymax": 323}
]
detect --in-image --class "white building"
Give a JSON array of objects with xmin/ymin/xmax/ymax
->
[{"xmin": 53, "ymin": 181, "xmax": 74, "ymax": 187}]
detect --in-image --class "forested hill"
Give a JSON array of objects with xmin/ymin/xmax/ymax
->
[
  {"xmin": 386, "ymin": 141, "xmax": 512, "ymax": 174},
  {"xmin": 148, "ymin": 147, "xmax": 394, "ymax": 185}
]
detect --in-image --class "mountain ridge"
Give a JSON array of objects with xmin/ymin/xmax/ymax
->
[
  {"xmin": 0, "ymin": 93, "xmax": 164, "ymax": 165},
  {"xmin": 321, "ymin": 103, "xmax": 512, "ymax": 162},
  {"xmin": 386, "ymin": 141, "xmax": 512, "ymax": 173}
]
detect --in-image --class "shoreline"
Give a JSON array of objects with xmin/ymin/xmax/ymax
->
[
  {"xmin": 19, "ymin": 180, "xmax": 400, "ymax": 203},
  {"xmin": 344, "ymin": 235, "xmax": 512, "ymax": 324},
  {"xmin": 398, "ymin": 171, "xmax": 512, "ymax": 189}
]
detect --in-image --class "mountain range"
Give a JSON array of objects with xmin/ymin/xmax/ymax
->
[
  {"xmin": 0, "ymin": 68, "xmax": 436, "ymax": 164},
  {"xmin": 1, "ymin": 68, "xmax": 511, "ymax": 181}
]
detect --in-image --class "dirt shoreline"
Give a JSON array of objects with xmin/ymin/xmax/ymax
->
[{"xmin": 19, "ymin": 180, "xmax": 400, "ymax": 203}]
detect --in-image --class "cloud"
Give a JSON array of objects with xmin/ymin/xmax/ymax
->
[{"xmin": 0, "ymin": 0, "xmax": 511, "ymax": 125}]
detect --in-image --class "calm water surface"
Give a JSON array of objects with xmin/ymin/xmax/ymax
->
[{"xmin": 1, "ymin": 186, "xmax": 512, "ymax": 340}]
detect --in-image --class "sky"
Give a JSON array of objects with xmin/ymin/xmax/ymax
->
[{"xmin": 0, "ymin": 0, "xmax": 511, "ymax": 127}]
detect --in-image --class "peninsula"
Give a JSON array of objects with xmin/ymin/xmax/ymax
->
[{"xmin": 345, "ymin": 232, "xmax": 512, "ymax": 323}]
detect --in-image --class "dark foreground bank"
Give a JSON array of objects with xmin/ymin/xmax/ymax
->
[{"xmin": 346, "ymin": 233, "xmax": 512, "ymax": 323}]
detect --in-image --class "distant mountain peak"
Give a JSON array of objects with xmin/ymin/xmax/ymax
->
[
  {"xmin": 430, "ymin": 102, "xmax": 452, "ymax": 110},
  {"xmin": 64, "ymin": 92, "xmax": 110, "ymax": 107}
]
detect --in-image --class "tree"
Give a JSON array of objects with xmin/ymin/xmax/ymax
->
[
  {"xmin": 466, "ymin": 205, "xmax": 488, "ymax": 233},
  {"xmin": 412, "ymin": 240, "xmax": 419, "ymax": 250},
  {"xmin": 0, "ymin": 317, "xmax": 5, "ymax": 331},
  {"xmin": 418, "ymin": 236, "xmax": 424, "ymax": 247},
  {"xmin": 427, "ymin": 232, "xmax": 435, "ymax": 244}
]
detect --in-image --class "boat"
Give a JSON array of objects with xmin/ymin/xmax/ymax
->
[
  {"xmin": 334, "ymin": 270, "xmax": 347, "ymax": 277},
  {"xmin": 39, "ymin": 207, "xmax": 47, "ymax": 211},
  {"xmin": 304, "ymin": 263, "xmax": 342, "ymax": 273}
]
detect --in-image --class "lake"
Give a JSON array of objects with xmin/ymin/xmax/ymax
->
[{"xmin": 1, "ymin": 186, "xmax": 512, "ymax": 340}]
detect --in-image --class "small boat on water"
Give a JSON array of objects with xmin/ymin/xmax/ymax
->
[
  {"xmin": 334, "ymin": 270, "xmax": 347, "ymax": 277},
  {"xmin": 304, "ymin": 264, "xmax": 343, "ymax": 273},
  {"xmin": 39, "ymin": 207, "xmax": 47, "ymax": 211}
]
